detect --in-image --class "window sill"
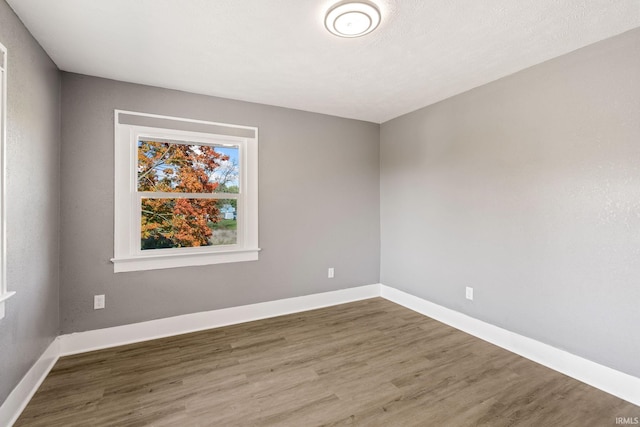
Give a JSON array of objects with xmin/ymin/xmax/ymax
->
[
  {"xmin": 111, "ymin": 248, "xmax": 260, "ymax": 273},
  {"xmin": 0, "ymin": 291, "xmax": 16, "ymax": 319}
]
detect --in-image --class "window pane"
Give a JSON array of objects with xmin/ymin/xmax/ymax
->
[
  {"xmin": 137, "ymin": 139, "xmax": 239, "ymax": 193},
  {"xmin": 141, "ymin": 198, "xmax": 237, "ymax": 250}
]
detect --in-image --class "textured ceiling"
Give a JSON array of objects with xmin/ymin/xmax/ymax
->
[{"xmin": 7, "ymin": 0, "xmax": 640, "ymax": 123}]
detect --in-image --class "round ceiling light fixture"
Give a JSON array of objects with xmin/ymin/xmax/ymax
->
[{"xmin": 325, "ymin": 1, "xmax": 381, "ymax": 38}]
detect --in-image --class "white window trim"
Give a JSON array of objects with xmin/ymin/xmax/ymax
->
[
  {"xmin": 0, "ymin": 42, "xmax": 14, "ymax": 319},
  {"xmin": 112, "ymin": 110, "xmax": 259, "ymax": 273}
]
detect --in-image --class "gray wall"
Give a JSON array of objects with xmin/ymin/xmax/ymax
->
[
  {"xmin": 380, "ymin": 28, "xmax": 640, "ymax": 377},
  {"xmin": 0, "ymin": 1, "xmax": 60, "ymax": 404},
  {"xmin": 60, "ymin": 73, "xmax": 380, "ymax": 333}
]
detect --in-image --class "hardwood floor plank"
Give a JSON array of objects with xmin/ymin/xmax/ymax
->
[{"xmin": 15, "ymin": 298, "xmax": 638, "ymax": 426}]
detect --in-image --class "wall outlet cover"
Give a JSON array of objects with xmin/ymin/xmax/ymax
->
[
  {"xmin": 94, "ymin": 294, "xmax": 105, "ymax": 310},
  {"xmin": 465, "ymin": 287, "xmax": 473, "ymax": 301}
]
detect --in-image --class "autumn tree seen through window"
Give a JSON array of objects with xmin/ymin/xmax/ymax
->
[{"xmin": 137, "ymin": 139, "xmax": 240, "ymax": 250}]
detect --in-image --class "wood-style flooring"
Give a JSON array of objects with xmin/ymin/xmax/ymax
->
[{"xmin": 16, "ymin": 298, "xmax": 638, "ymax": 426}]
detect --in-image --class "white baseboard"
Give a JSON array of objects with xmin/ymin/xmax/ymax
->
[
  {"xmin": 59, "ymin": 284, "xmax": 381, "ymax": 356},
  {"xmin": 0, "ymin": 338, "xmax": 60, "ymax": 427},
  {"xmin": 380, "ymin": 284, "xmax": 640, "ymax": 407}
]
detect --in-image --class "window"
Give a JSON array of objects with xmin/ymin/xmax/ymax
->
[
  {"xmin": 112, "ymin": 110, "xmax": 259, "ymax": 272},
  {"xmin": 0, "ymin": 42, "xmax": 13, "ymax": 319}
]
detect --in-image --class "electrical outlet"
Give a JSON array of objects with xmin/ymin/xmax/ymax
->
[
  {"xmin": 328, "ymin": 267, "xmax": 335, "ymax": 279},
  {"xmin": 465, "ymin": 287, "xmax": 473, "ymax": 301},
  {"xmin": 94, "ymin": 294, "xmax": 105, "ymax": 310}
]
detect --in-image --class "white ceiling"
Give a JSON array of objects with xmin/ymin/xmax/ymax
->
[{"xmin": 7, "ymin": 0, "xmax": 640, "ymax": 123}]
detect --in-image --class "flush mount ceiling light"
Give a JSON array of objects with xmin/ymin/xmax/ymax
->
[{"xmin": 325, "ymin": 1, "xmax": 381, "ymax": 38}]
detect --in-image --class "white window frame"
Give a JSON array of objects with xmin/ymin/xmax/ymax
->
[
  {"xmin": 112, "ymin": 110, "xmax": 259, "ymax": 272},
  {"xmin": 0, "ymin": 42, "xmax": 13, "ymax": 319}
]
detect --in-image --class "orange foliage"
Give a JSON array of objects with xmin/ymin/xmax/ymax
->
[{"xmin": 138, "ymin": 141, "xmax": 228, "ymax": 249}]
